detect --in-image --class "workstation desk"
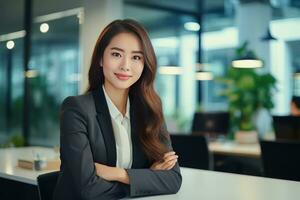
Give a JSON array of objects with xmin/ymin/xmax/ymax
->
[
  {"xmin": 209, "ymin": 140, "xmax": 261, "ymax": 158},
  {"xmin": 0, "ymin": 147, "xmax": 58, "ymax": 199},
  {"xmin": 1, "ymin": 146, "xmax": 298, "ymax": 200},
  {"xmin": 0, "ymin": 142, "xmax": 260, "ymax": 185},
  {"xmin": 132, "ymin": 167, "xmax": 300, "ymax": 200}
]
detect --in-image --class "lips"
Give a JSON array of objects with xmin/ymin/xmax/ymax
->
[{"xmin": 115, "ymin": 73, "xmax": 132, "ymax": 81}]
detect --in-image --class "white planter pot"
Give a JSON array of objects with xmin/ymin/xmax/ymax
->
[{"xmin": 235, "ymin": 130, "xmax": 258, "ymax": 144}]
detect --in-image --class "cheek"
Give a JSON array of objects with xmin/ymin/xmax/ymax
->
[
  {"xmin": 133, "ymin": 63, "xmax": 144, "ymax": 76},
  {"xmin": 102, "ymin": 59, "xmax": 118, "ymax": 72}
]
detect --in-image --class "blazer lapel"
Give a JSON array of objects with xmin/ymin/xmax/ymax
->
[{"xmin": 92, "ymin": 88, "xmax": 117, "ymax": 167}]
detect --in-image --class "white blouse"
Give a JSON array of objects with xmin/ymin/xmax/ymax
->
[{"xmin": 102, "ymin": 86, "xmax": 132, "ymax": 169}]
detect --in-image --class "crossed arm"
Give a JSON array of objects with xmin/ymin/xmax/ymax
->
[
  {"xmin": 94, "ymin": 151, "xmax": 179, "ymax": 184},
  {"xmin": 61, "ymin": 96, "xmax": 182, "ymax": 199}
]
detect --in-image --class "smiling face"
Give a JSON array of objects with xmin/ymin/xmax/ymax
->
[{"xmin": 101, "ymin": 32, "xmax": 144, "ymax": 92}]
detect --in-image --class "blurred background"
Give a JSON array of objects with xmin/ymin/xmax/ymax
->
[{"xmin": 0, "ymin": 0, "xmax": 300, "ymax": 148}]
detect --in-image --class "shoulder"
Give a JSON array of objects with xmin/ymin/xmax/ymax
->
[{"xmin": 61, "ymin": 92, "xmax": 95, "ymax": 114}]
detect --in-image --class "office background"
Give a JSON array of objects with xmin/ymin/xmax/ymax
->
[{"xmin": 1, "ymin": 0, "xmax": 300, "ymax": 147}]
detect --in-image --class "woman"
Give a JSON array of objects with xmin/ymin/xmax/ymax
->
[{"xmin": 53, "ymin": 19, "xmax": 182, "ymax": 200}]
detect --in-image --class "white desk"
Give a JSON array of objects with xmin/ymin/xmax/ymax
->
[
  {"xmin": 0, "ymin": 147, "xmax": 58, "ymax": 185},
  {"xmin": 1, "ymin": 148, "xmax": 299, "ymax": 200},
  {"xmin": 209, "ymin": 140, "xmax": 261, "ymax": 158},
  {"xmin": 133, "ymin": 168, "xmax": 300, "ymax": 200}
]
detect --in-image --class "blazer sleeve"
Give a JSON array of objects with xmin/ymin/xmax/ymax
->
[
  {"xmin": 126, "ymin": 131, "xmax": 182, "ymax": 197},
  {"xmin": 60, "ymin": 96, "xmax": 129, "ymax": 200}
]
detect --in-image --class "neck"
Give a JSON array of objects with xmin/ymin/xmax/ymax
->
[{"xmin": 103, "ymin": 83, "xmax": 129, "ymax": 116}]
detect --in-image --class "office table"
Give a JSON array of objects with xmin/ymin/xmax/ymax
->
[
  {"xmin": 0, "ymin": 144, "xmax": 261, "ymax": 184},
  {"xmin": 133, "ymin": 168, "xmax": 300, "ymax": 200},
  {"xmin": 208, "ymin": 140, "xmax": 262, "ymax": 175},
  {"xmin": 0, "ymin": 146, "xmax": 58, "ymax": 185},
  {"xmin": 1, "ymin": 147, "xmax": 299, "ymax": 200},
  {"xmin": 209, "ymin": 140, "xmax": 261, "ymax": 158}
]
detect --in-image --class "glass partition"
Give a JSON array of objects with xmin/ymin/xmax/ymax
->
[
  {"xmin": 0, "ymin": 0, "xmax": 25, "ymax": 146},
  {"xmin": 28, "ymin": 14, "xmax": 80, "ymax": 146}
]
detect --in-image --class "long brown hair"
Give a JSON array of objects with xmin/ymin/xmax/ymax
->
[{"xmin": 87, "ymin": 19, "xmax": 168, "ymax": 162}]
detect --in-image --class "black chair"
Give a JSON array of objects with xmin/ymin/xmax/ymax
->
[
  {"xmin": 170, "ymin": 134, "xmax": 211, "ymax": 170},
  {"xmin": 37, "ymin": 171, "xmax": 59, "ymax": 200},
  {"xmin": 260, "ymin": 140, "xmax": 300, "ymax": 181},
  {"xmin": 272, "ymin": 115, "xmax": 300, "ymax": 140},
  {"xmin": 191, "ymin": 112, "xmax": 229, "ymax": 137}
]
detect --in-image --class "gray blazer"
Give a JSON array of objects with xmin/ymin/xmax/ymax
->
[{"xmin": 53, "ymin": 87, "xmax": 182, "ymax": 200}]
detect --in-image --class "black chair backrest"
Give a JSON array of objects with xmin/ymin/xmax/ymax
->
[
  {"xmin": 170, "ymin": 134, "xmax": 210, "ymax": 170},
  {"xmin": 272, "ymin": 115, "xmax": 300, "ymax": 140},
  {"xmin": 191, "ymin": 112, "xmax": 229, "ymax": 136},
  {"xmin": 260, "ymin": 140, "xmax": 300, "ymax": 181},
  {"xmin": 37, "ymin": 171, "xmax": 59, "ymax": 200}
]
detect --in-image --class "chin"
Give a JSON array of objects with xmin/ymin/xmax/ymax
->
[{"xmin": 111, "ymin": 82, "xmax": 132, "ymax": 90}]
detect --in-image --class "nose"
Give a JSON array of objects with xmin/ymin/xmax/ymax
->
[{"xmin": 120, "ymin": 56, "xmax": 131, "ymax": 72}]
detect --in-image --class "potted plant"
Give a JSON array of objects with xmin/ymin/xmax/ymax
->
[{"xmin": 217, "ymin": 44, "xmax": 277, "ymax": 143}]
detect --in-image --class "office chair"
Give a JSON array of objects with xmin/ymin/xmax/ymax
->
[
  {"xmin": 37, "ymin": 171, "xmax": 59, "ymax": 200},
  {"xmin": 170, "ymin": 134, "xmax": 211, "ymax": 170},
  {"xmin": 191, "ymin": 112, "xmax": 230, "ymax": 137},
  {"xmin": 260, "ymin": 140, "xmax": 300, "ymax": 181},
  {"xmin": 272, "ymin": 115, "xmax": 300, "ymax": 140}
]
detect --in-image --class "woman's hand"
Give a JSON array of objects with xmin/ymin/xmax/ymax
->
[
  {"xmin": 94, "ymin": 163, "xmax": 129, "ymax": 184},
  {"xmin": 150, "ymin": 151, "xmax": 178, "ymax": 170}
]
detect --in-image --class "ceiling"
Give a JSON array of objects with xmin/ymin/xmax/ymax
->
[
  {"xmin": 0, "ymin": 0, "xmax": 82, "ymax": 35},
  {"xmin": 0, "ymin": 0, "xmax": 300, "ymax": 36}
]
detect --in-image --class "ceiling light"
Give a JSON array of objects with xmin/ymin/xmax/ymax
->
[
  {"xmin": 294, "ymin": 74, "xmax": 300, "ymax": 80},
  {"xmin": 232, "ymin": 59, "xmax": 263, "ymax": 68},
  {"xmin": 40, "ymin": 23, "xmax": 49, "ymax": 33},
  {"xmin": 195, "ymin": 63, "xmax": 213, "ymax": 80},
  {"xmin": 25, "ymin": 70, "xmax": 39, "ymax": 78},
  {"xmin": 294, "ymin": 70, "xmax": 300, "ymax": 80},
  {"xmin": 184, "ymin": 22, "xmax": 200, "ymax": 32},
  {"xmin": 158, "ymin": 66, "xmax": 183, "ymax": 75},
  {"xmin": 232, "ymin": 42, "xmax": 263, "ymax": 68},
  {"xmin": 195, "ymin": 71, "xmax": 213, "ymax": 81},
  {"xmin": 6, "ymin": 40, "xmax": 15, "ymax": 49}
]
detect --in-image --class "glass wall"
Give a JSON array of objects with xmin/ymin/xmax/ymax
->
[
  {"xmin": 201, "ymin": 0, "xmax": 237, "ymax": 111},
  {"xmin": 0, "ymin": 0, "xmax": 25, "ymax": 146},
  {"xmin": 0, "ymin": 39, "xmax": 25, "ymax": 144},
  {"xmin": 28, "ymin": 14, "xmax": 80, "ymax": 146},
  {"xmin": 0, "ymin": 0, "xmax": 81, "ymax": 147}
]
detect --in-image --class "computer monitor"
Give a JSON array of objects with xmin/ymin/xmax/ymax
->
[
  {"xmin": 191, "ymin": 112, "xmax": 230, "ymax": 137},
  {"xmin": 272, "ymin": 115, "xmax": 300, "ymax": 140}
]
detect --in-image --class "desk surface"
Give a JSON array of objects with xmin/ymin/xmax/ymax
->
[
  {"xmin": 0, "ymin": 142, "xmax": 261, "ymax": 186},
  {"xmin": 1, "ymin": 147, "xmax": 299, "ymax": 200},
  {"xmin": 209, "ymin": 140, "xmax": 261, "ymax": 158},
  {"xmin": 0, "ymin": 146, "xmax": 58, "ymax": 185},
  {"xmin": 133, "ymin": 168, "xmax": 300, "ymax": 200}
]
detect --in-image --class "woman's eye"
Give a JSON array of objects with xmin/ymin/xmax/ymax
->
[
  {"xmin": 133, "ymin": 55, "xmax": 142, "ymax": 60},
  {"xmin": 111, "ymin": 52, "xmax": 121, "ymax": 57}
]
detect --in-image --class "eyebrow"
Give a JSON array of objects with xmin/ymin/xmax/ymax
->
[{"xmin": 110, "ymin": 47, "xmax": 144, "ymax": 55}]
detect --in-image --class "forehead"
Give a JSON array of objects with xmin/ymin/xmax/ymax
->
[{"xmin": 107, "ymin": 32, "xmax": 143, "ymax": 52}]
